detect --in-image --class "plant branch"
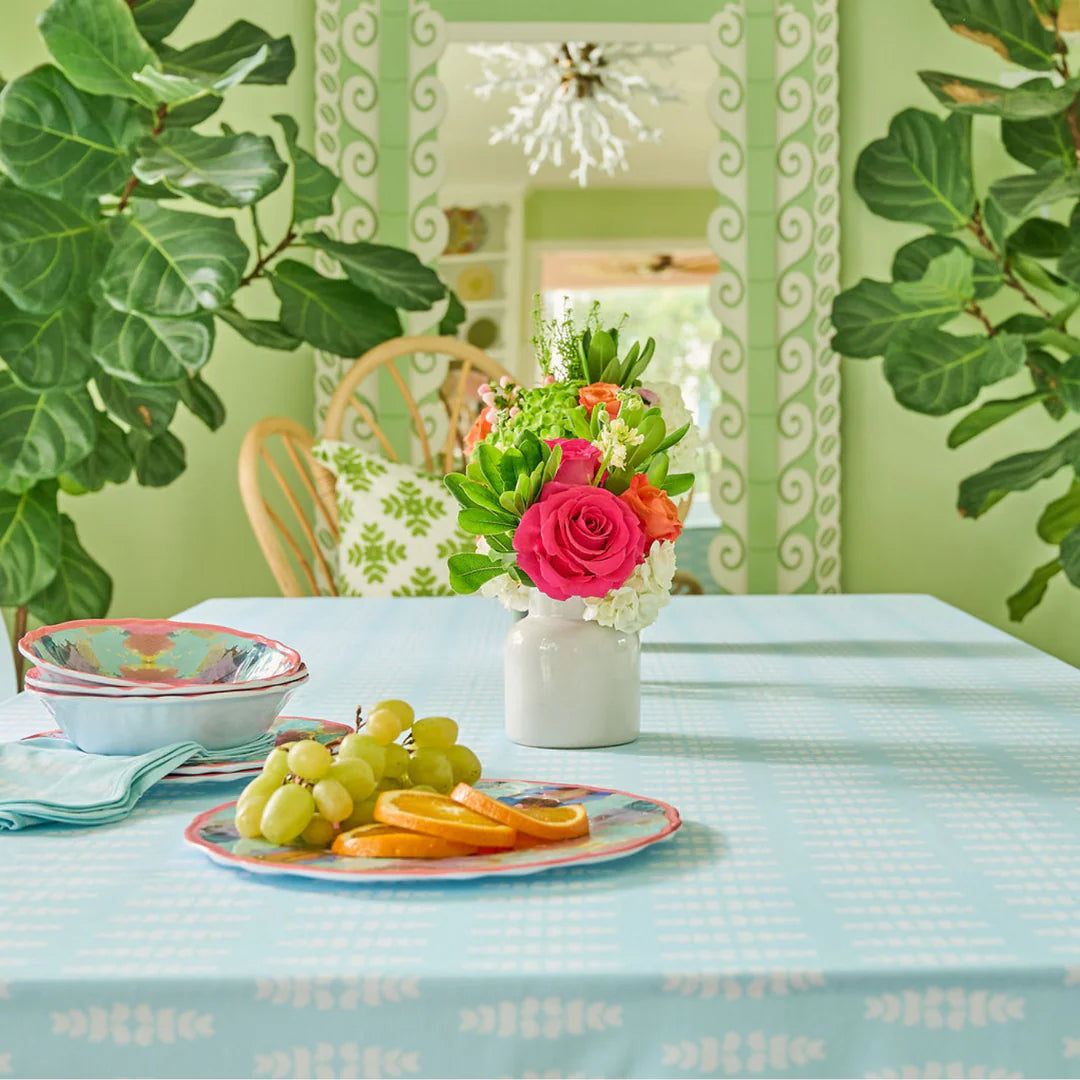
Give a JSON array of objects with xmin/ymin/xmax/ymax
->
[
  {"xmin": 12, "ymin": 605, "xmax": 26, "ymax": 691},
  {"xmin": 967, "ymin": 206, "xmax": 1053, "ymax": 319},
  {"xmin": 965, "ymin": 301, "xmax": 996, "ymax": 336},
  {"xmin": 116, "ymin": 105, "xmax": 168, "ymax": 213},
  {"xmin": 238, "ymin": 228, "xmax": 296, "ymax": 287}
]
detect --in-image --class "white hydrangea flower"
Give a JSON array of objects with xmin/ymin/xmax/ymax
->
[
  {"xmin": 582, "ymin": 540, "xmax": 676, "ymax": 633},
  {"xmin": 475, "ymin": 536, "xmax": 531, "ymax": 611},
  {"xmin": 642, "ymin": 380, "xmax": 706, "ymax": 475},
  {"xmin": 593, "ymin": 416, "xmax": 644, "ymax": 471}
]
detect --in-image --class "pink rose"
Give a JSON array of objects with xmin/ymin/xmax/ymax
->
[
  {"xmin": 513, "ymin": 482, "xmax": 648, "ymax": 600},
  {"xmin": 544, "ymin": 438, "xmax": 602, "ymax": 486}
]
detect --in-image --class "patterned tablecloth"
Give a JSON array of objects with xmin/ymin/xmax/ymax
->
[{"xmin": 1, "ymin": 595, "xmax": 1079, "ymax": 1079}]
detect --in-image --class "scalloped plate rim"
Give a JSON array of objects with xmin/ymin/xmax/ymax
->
[{"xmin": 184, "ymin": 780, "xmax": 682, "ymax": 883}]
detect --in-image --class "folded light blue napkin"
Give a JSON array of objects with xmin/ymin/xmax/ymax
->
[
  {"xmin": 173, "ymin": 730, "xmax": 276, "ymax": 764},
  {"xmin": 0, "ymin": 739, "xmax": 204, "ymax": 831}
]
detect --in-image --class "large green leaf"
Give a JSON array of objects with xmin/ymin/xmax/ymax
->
[
  {"xmin": 59, "ymin": 411, "xmax": 132, "ymax": 493},
  {"xmin": 0, "ymin": 185, "xmax": 105, "ymax": 313},
  {"xmin": 0, "ymin": 294, "xmax": 91, "ymax": 391},
  {"xmin": 1001, "ymin": 78, "xmax": 1076, "ymax": 171},
  {"xmin": 990, "ymin": 160, "xmax": 1080, "ymax": 217},
  {"xmin": 91, "ymin": 303, "xmax": 213, "ymax": 384},
  {"xmin": 128, "ymin": 429, "xmax": 185, "ymax": 486},
  {"xmin": 95, "ymin": 368, "xmax": 178, "ymax": 434},
  {"xmin": 0, "ymin": 65, "xmax": 146, "ymax": 201},
  {"xmin": 163, "ymin": 94, "xmax": 222, "ymax": 128},
  {"xmin": 892, "ymin": 235, "xmax": 1000, "ymax": 299},
  {"xmin": 1006, "ymin": 218, "xmax": 1070, "ymax": 258},
  {"xmin": 1061, "ymin": 522, "xmax": 1080, "ymax": 586},
  {"xmin": 1037, "ymin": 479, "xmax": 1080, "ymax": 542},
  {"xmin": 131, "ymin": 0, "xmax": 194, "ymax": 43},
  {"xmin": 1057, "ymin": 354, "xmax": 1080, "ymax": 411},
  {"xmin": 217, "ymin": 306, "xmax": 300, "ymax": 351},
  {"xmin": 133, "ymin": 129, "xmax": 286, "ymax": 208},
  {"xmin": 303, "ymin": 231, "xmax": 446, "ymax": 311},
  {"xmin": 1027, "ymin": 347, "xmax": 1068, "ymax": 419},
  {"xmin": 919, "ymin": 70, "xmax": 1080, "ymax": 119},
  {"xmin": 0, "ymin": 372, "xmax": 96, "ymax": 493},
  {"xmin": 855, "ymin": 109, "xmax": 974, "ymax": 232},
  {"xmin": 891, "ymin": 247, "xmax": 975, "ymax": 308},
  {"xmin": 930, "ymin": 0, "xmax": 1058, "ymax": 70},
  {"xmin": 27, "ymin": 513, "xmax": 110, "ymax": 623},
  {"xmin": 101, "ymin": 201, "xmax": 248, "ymax": 316},
  {"xmin": 831, "ymin": 278, "xmax": 960, "ymax": 358},
  {"xmin": 447, "ymin": 552, "xmax": 505, "ymax": 594},
  {"xmin": 0, "ymin": 481, "xmax": 60, "ymax": 605},
  {"xmin": 131, "ymin": 45, "xmax": 267, "ymax": 107},
  {"xmin": 1057, "ymin": 232, "xmax": 1080, "ymax": 286},
  {"xmin": 157, "ymin": 21, "xmax": 295, "ymax": 86},
  {"xmin": 180, "ymin": 374, "xmax": 224, "ymax": 431},
  {"xmin": 947, "ymin": 391, "xmax": 1046, "ymax": 448},
  {"xmin": 38, "ymin": 0, "xmax": 160, "ymax": 105},
  {"xmin": 883, "ymin": 330, "xmax": 1025, "ymax": 415},
  {"xmin": 957, "ymin": 426, "xmax": 1080, "ymax": 517},
  {"xmin": 273, "ymin": 114, "xmax": 338, "ymax": 224},
  {"xmin": 439, "ymin": 289, "xmax": 466, "ymax": 335},
  {"xmin": 270, "ymin": 259, "xmax": 401, "ymax": 357},
  {"xmin": 1007, "ymin": 558, "xmax": 1061, "ymax": 621}
]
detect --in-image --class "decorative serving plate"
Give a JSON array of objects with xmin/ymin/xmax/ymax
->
[{"xmin": 185, "ymin": 780, "xmax": 681, "ymax": 882}]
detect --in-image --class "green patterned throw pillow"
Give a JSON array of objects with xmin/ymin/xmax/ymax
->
[{"xmin": 312, "ymin": 440, "xmax": 471, "ymax": 597}]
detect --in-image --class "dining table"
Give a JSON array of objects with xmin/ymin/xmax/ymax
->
[{"xmin": 1, "ymin": 593, "xmax": 1079, "ymax": 1079}]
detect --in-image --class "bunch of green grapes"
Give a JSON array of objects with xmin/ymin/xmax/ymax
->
[{"xmin": 233, "ymin": 699, "xmax": 484, "ymax": 848}]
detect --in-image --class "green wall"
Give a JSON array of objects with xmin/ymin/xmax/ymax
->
[
  {"xmin": 0, "ymin": 0, "xmax": 316, "ymax": 620},
  {"xmin": 525, "ymin": 188, "xmax": 717, "ymax": 242},
  {"xmin": 839, "ymin": 0, "xmax": 1079, "ymax": 666}
]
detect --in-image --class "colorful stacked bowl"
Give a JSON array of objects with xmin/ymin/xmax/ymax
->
[{"xmin": 20, "ymin": 618, "xmax": 308, "ymax": 755}]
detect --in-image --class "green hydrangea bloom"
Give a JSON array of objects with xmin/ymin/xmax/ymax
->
[{"xmin": 488, "ymin": 381, "xmax": 586, "ymax": 446}]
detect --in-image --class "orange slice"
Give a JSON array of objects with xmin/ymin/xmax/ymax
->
[
  {"xmin": 374, "ymin": 789, "xmax": 516, "ymax": 848},
  {"xmin": 331, "ymin": 823, "xmax": 476, "ymax": 859},
  {"xmin": 450, "ymin": 784, "xmax": 590, "ymax": 840}
]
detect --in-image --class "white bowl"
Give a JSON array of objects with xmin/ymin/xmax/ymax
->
[
  {"xmin": 28, "ymin": 677, "xmax": 306, "ymax": 756},
  {"xmin": 25, "ymin": 664, "xmax": 309, "ymax": 698}
]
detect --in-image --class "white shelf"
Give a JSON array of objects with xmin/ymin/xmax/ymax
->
[
  {"xmin": 461, "ymin": 299, "xmax": 506, "ymax": 311},
  {"xmin": 440, "ymin": 251, "xmax": 508, "ymax": 264}
]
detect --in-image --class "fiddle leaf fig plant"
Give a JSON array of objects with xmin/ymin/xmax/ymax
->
[
  {"xmin": 0, "ymin": 0, "xmax": 462, "ymax": 634},
  {"xmin": 831, "ymin": 0, "xmax": 1080, "ymax": 622}
]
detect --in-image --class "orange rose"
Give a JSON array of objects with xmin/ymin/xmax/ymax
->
[
  {"xmin": 465, "ymin": 409, "xmax": 493, "ymax": 453},
  {"xmin": 579, "ymin": 382, "xmax": 622, "ymax": 420},
  {"xmin": 618, "ymin": 473, "xmax": 683, "ymax": 543}
]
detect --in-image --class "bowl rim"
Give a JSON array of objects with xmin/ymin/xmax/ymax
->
[
  {"xmin": 18, "ymin": 616, "xmax": 303, "ymax": 689},
  {"xmin": 24, "ymin": 663, "xmax": 309, "ymax": 697},
  {"xmin": 26, "ymin": 670, "xmax": 308, "ymax": 703}
]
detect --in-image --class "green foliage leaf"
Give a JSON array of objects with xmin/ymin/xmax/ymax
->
[
  {"xmin": 91, "ymin": 303, "xmax": 213, "ymax": 383},
  {"xmin": 27, "ymin": 513, "xmax": 110, "ymax": 622},
  {"xmin": 0, "ymin": 372, "xmax": 96, "ymax": 493},
  {"xmin": 855, "ymin": 109, "xmax": 974, "ymax": 232},
  {"xmin": 983, "ymin": 195, "xmax": 1009, "ymax": 253},
  {"xmin": 0, "ymin": 481, "xmax": 60, "ymax": 605},
  {"xmin": 947, "ymin": 391, "xmax": 1046, "ymax": 448},
  {"xmin": 157, "ymin": 21, "xmax": 295, "ymax": 86},
  {"xmin": 662, "ymin": 472, "xmax": 695, "ymax": 498},
  {"xmin": 217, "ymin": 305, "xmax": 300, "ymax": 351},
  {"xmin": 38, "ymin": 0, "xmax": 160, "ymax": 105},
  {"xmin": 179, "ymin": 373, "xmax": 224, "ymax": 431},
  {"xmin": 133, "ymin": 129, "xmax": 286, "ymax": 208},
  {"xmin": 475, "ymin": 441, "xmax": 505, "ymax": 493},
  {"xmin": 101, "ymin": 201, "xmax": 248, "ymax": 316},
  {"xmin": 438, "ymin": 290, "xmax": 466, "ymax": 336},
  {"xmin": 1056, "ymin": 230, "xmax": 1080, "ymax": 286},
  {"xmin": 989, "ymin": 159, "xmax": 1080, "ymax": 217},
  {"xmin": 1011, "ymin": 251, "xmax": 1074, "ymax": 300},
  {"xmin": 131, "ymin": 0, "xmax": 194, "ymax": 44},
  {"xmin": 270, "ymin": 259, "xmax": 401, "ymax": 357},
  {"xmin": 303, "ymin": 231, "xmax": 446, "ymax": 311},
  {"xmin": 273, "ymin": 114, "xmax": 338, "ymax": 224},
  {"xmin": 0, "ymin": 185, "xmax": 105, "ymax": 313},
  {"xmin": 1037, "ymin": 479, "xmax": 1080, "ymax": 542},
  {"xmin": 1001, "ymin": 78, "xmax": 1076, "ymax": 170},
  {"xmin": 883, "ymin": 330, "xmax": 1026, "ymax": 415},
  {"xmin": 128, "ymin": 429, "xmax": 185, "ymax": 486},
  {"xmin": 930, "ymin": 0, "xmax": 1058, "ymax": 70},
  {"xmin": 0, "ymin": 293, "xmax": 91, "ymax": 390},
  {"xmin": 95, "ymin": 368, "xmax": 178, "ymax": 434},
  {"xmin": 891, "ymin": 235, "xmax": 1000, "ymax": 299},
  {"xmin": 957, "ymin": 426, "xmax": 1080, "ymax": 517},
  {"xmin": 1006, "ymin": 217, "xmax": 1070, "ymax": 258},
  {"xmin": 59, "ymin": 411, "xmax": 132, "ymax": 492},
  {"xmin": 131, "ymin": 45, "xmax": 268, "ymax": 106},
  {"xmin": 1024, "ymin": 347, "xmax": 1068, "ymax": 419},
  {"xmin": 586, "ymin": 329, "xmax": 617, "ymax": 382},
  {"xmin": 1007, "ymin": 558, "xmax": 1061, "ymax": 621},
  {"xmin": 1057, "ymin": 354, "xmax": 1080, "ymax": 410},
  {"xmin": 1061, "ymin": 522, "xmax": 1080, "ymax": 586},
  {"xmin": 457, "ymin": 507, "xmax": 520, "ymax": 535},
  {"xmin": 831, "ymin": 277, "xmax": 960, "ymax": 358},
  {"xmin": 892, "ymin": 247, "xmax": 975, "ymax": 308},
  {"xmin": 0, "ymin": 65, "xmax": 146, "ymax": 201},
  {"xmin": 162, "ymin": 94, "xmax": 222, "ymax": 127},
  {"xmin": 447, "ymin": 552, "xmax": 504, "ymax": 593},
  {"xmin": 919, "ymin": 70, "xmax": 1080, "ymax": 118}
]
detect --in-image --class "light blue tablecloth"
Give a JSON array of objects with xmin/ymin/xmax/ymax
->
[{"xmin": 1, "ymin": 595, "xmax": 1078, "ymax": 1079}]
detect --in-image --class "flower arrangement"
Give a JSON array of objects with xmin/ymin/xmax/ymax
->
[{"xmin": 444, "ymin": 303, "xmax": 697, "ymax": 633}]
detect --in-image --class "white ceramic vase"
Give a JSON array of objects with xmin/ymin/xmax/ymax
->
[{"xmin": 504, "ymin": 592, "xmax": 640, "ymax": 748}]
